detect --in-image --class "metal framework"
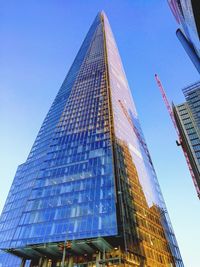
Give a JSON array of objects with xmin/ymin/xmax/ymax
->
[
  {"xmin": 155, "ymin": 74, "xmax": 200, "ymax": 197},
  {"xmin": 118, "ymin": 100, "xmax": 152, "ymax": 165}
]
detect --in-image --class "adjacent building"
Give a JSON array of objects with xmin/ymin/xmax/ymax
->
[
  {"xmin": 0, "ymin": 12, "xmax": 184, "ymax": 267},
  {"xmin": 167, "ymin": 0, "xmax": 200, "ymax": 73},
  {"xmin": 173, "ymin": 81, "xmax": 200, "ymax": 197}
]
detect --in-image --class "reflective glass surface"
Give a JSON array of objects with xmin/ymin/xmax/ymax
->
[
  {"xmin": 0, "ymin": 250, "xmax": 21, "ymax": 267},
  {"xmin": 0, "ymin": 12, "xmax": 184, "ymax": 267},
  {"xmin": 0, "ymin": 14, "xmax": 117, "ymax": 251},
  {"xmin": 168, "ymin": 0, "xmax": 200, "ymax": 57},
  {"xmin": 174, "ymin": 81, "xmax": 200, "ymax": 196},
  {"xmin": 103, "ymin": 13, "xmax": 183, "ymax": 267},
  {"xmin": 183, "ymin": 81, "xmax": 200, "ymax": 129}
]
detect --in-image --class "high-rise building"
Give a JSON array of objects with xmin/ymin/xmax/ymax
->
[
  {"xmin": 173, "ymin": 81, "xmax": 200, "ymax": 197},
  {"xmin": 0, "ymin": 12, "xmax": 184, "ymax": 267},
  {"xmin": 167, "ymin": 0, "xmax": 200, "ymax": 73}
]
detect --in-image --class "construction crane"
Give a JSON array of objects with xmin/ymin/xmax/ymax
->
[
  {"xmin": 155, "ymin": 74, "xmax": 200, "ymax": 197},
  {"xmin": 118, "ymin": 99, "xmax": 153, "ymax": 165}
]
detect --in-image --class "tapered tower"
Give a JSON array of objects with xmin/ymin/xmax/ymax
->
[{"xmin": 0, "ymin": 12, "xmax": 184, "ymax": 267}]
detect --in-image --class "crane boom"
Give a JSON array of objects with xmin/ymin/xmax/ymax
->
[
  {"xmin": 155, "ymin": 74, "xmax": 180, "ymax": 136},
  {"xmin": 118, "ymin": 99, "xmax": 153, "ymax": 165},
  {"xmin": 155, "ymin": 74, "xmax": 200, "ymax": 197}
]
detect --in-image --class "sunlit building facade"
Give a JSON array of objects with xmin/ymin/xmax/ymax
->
[
  {"xmin": 173, "ymin": 81, "xmax": 200, "ymax": 197},
  {"xmin": 167, "ymin": 0, "xmax": 200, "ymax": 73},
  {"xmin": 0, "ymin": 12, "xmax": 184, "ymax": 267}
]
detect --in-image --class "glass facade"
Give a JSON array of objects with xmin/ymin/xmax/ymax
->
[
  {"xmin": 168, "ymin": 0, "xmax": 200, "ymax": 73},
  {"xmin": 183, "ymin": 81, "xmax": 200, "ymax": 128},
  {"xmin": 0, "ymin": 12, "xmax": 184, "ymax": 266},
  {"xmin": 174, "ymin": 81, "xmax": 200, "ymax": 197},
  {"xmin": 103, "ymin": 14, "xmax": 183, "ymax": 266}
]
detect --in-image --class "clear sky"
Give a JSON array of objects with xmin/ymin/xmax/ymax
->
[{"xmin": 0, "ymin": 1, "xmax": 199, "ymax": 266}]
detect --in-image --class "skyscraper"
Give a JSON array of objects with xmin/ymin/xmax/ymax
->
[
  {"xmin": 0, "ymin": 12, "xmax": 184, "ymax": 267},
  {"xmin": 173, "ymin": 81, "xmax": 200, "ymax": 197},
  {"xmin": 167, "ymin": 0, "xmax": 200, "ymax": 73}
]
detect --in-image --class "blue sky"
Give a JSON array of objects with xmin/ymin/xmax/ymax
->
[{"xmin": 0, "ymin": 1, "xmax": 199, "ymax": 266}]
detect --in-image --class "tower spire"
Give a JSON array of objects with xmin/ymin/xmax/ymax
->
[{"xmin": 0, "ymin": 12, "xmax": 184, "ymax": 267}]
